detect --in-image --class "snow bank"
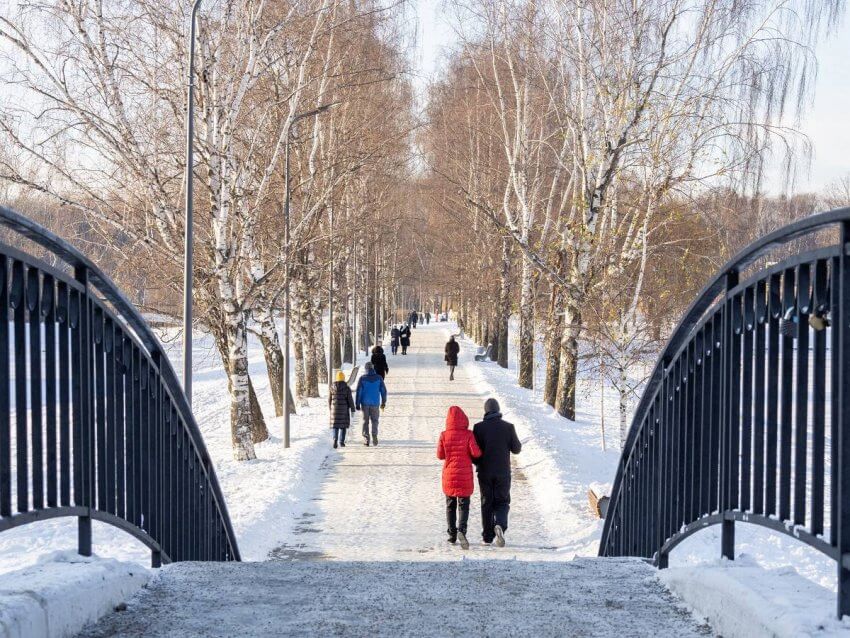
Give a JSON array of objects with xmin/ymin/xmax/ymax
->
[
  {"xmin": 659, "ymin": 556, "xmax": 850, "ymax": 637},
  {"xmin": 0, "ymin": 550, "xmax": 150, "ymax": 638},
  {"xmin": 456, "ymin": 326, "xmax": 621, "ymax": 556}
]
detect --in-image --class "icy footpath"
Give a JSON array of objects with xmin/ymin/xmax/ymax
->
[{"xmin": 0, "ymin": 551, "xmax": 149, "ymax": 638}]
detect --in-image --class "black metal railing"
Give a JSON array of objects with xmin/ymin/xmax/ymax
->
[
  {"xmin": 599, "ymin": 206, "xmax": 850, "ymax": 619},
  {"xmin": 0, "ymin": 206, "xmax": 240, "ymax": 565}
]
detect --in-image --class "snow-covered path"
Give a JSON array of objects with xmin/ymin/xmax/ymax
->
[
  {"xmin": 79, "ymin": 325, "xmax": 710, "ymax": 636},
  {"xmin": 271, "ymin": 323, "xmax": 561, "ymax": 561}
]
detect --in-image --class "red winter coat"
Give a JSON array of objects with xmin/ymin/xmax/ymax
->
[{"xmin": 436, "ymin": 406, "xmax": 482, "ymax": 497}]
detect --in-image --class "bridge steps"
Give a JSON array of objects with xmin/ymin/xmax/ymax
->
[{"xmin": 78, "ymin": 558, "xmax": 710, "ymax": 637}]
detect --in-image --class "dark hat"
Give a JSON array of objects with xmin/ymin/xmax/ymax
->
[{"xmin": 484, "ymin": 398, "xmax": 500, "ymax": 414}]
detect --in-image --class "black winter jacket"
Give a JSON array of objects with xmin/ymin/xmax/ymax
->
[
  {"xmin": 400, "ymin": 326, "xmax": 411, "ymax": 347},
  {"xmin": 445, "ymin": 339, "xmax": 460, "ymax": 366},
  {"xmin": 472, "ymin": 412, "xmax": 522, "ymax": 477},
  {"xmin": 371, "ymin": 346, "xmax": 389, "ymax": 377},
  {"xmin": 329, "ymin": 380, "xmax": 355, "ymax": 429}
]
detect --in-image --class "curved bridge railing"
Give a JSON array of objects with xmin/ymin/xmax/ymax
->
[
  {"xmin": 599, "ymin": 206, "xmax": 850, "ymax": 618},
  {"xmin": 0, "ymin": 206, "xmax": 240, "ymax": 565}
]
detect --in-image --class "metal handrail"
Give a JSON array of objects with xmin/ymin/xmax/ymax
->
[
  {"xmin": 0, "ymin": 205, "xmax": 240, "ymax": 564},
  {"xmin": 599, "ymin": 206, "xmax": 850, "ymax": 618}
]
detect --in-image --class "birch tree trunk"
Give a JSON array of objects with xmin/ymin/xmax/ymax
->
[
  {"xmin": 255, "ymin": 306, "xmax": 285, "ymax": 418},
  {"xmin": 555, "ymin": 299, "xmax": 582, "ymax": 420},
  {"xmin": 497, "ymin": 238, "xmax": 510, "ymax": 368},
  {"xmin": 517, "ymin": 257, "xmax": 535, "ymax": 389},
  {"xmin": 543, "ymin": 288, "xmax": 563, "ymax": 407}
]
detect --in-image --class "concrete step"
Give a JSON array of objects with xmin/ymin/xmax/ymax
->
[{"xmin": 79, "ymin": 557, "xmax": 711, "ymax": 637}]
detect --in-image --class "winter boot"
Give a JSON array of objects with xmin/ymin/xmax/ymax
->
[
  {"xmin": 457, "ymin": 531, "xmax": 469, "ymax": 550},
  {"xmin": 494, "ymin": 525, "xmax": 505, "ymax": 547},
  {"xmin": 447, "ymin": 532, "xmax": 457, "ymax": 545},
  {"xmin": 333, "ymin": 440, "xmax": 338, "ymax": 449},
  {"xmin": 364, "ymin": 435, "xmax": 370, "ymax": 447},
  {"xmin": 372, "ymin": 436, "xmax": 378, "ymax": 447},
  {"xmin": 340, "ymin": 441, "xmax": 346, "ymax": 448}
]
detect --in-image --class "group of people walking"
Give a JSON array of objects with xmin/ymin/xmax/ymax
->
[
  {"xmin": 329, "ymin": 320, "xmax": 520, "ymax": 549},
  {"xmin": 437, "ymin": 398, "xmax": 521, "ymax": 548}
]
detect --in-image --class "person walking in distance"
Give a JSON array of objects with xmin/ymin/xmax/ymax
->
[
  {"xmin": 445, "ymin": 335, "xmax": 460, "ymax": 381},
  {"xmin": 425, "ymin": 312, "xmax": 431, "ymax": 325},
  {"xmin": 371, "ymin": 344, "xmax": 389, "ymax": 379},
  {"xmin": 399, "ymin": 323, "xmax": 411, "ymax": 355},
  {"xmin": 472, "ymin": 398, "xmax": 521, "ymax": 546},
  {"xmin": 355, "ymin": 361, "xmax": 387, "ymax": 447},
  {"xmin": 390, "ymin": 325, "xmax": 401, "ymax": 355},
  {"xmin": 329, "ymin": 370, "xmax": 355, "ymax": 449},
  {"xmin": 437, "ymin": 406, "xmax": 481, "ymax": 550},
  {"xmin": 409, "ymin": 310, "xmax": 418, "ymax": 329}
]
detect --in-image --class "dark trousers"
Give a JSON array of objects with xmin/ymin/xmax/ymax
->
[
  {"xmin": 333, "ymin": 428, "xmax": 347, "ymax": 444},
  {"xmin": 446, "ymin": 496, "xmax": 470, "ymax": 535},
  {"xmin": 478, "ymin": 474, "xmax": 511, "ymax": 542},
  {"xmin": 391, "ymin": 343, "xmax": 398, "ymax": 354},
  {"xmin": 401, "ymin": 345, "xmax": 408, "ymax": 354}
]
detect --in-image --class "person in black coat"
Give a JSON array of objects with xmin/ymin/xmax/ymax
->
[
  {"xmin": 409, "ymin": 311, "xmax": 418, "ymax": 328},
  {"xmin": 399, "ymin": 324, "xmax": 411, "ymax": 355},
  {"xmin": 390, "ymin": 325, "xmax": 401, "ymax": 355},
  {"xmin": 371, "ymin": 345, "xmax": 389, "ymax": 379},
  {"xmin": 329, "ymin": 371, "xmax": 355, "ymax": 448},
  {"xmin": 472, "ymin": 398, "xmax": 521, "ymax": 546},
  {"xmin": 444, "ymin": 335, "xmax": 460, "ymax": 381}
]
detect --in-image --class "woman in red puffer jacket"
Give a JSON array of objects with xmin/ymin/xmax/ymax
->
[{"xmin": 437, "ymin": 406, "xmax": 481, "ymax": 549}]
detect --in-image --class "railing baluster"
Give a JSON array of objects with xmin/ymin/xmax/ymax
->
[
  {"xmin": 43, "ymin": 275, "xmax": 57, "ymax": 508},
  {"xmin": 811, "ymin": 259, "xmax": 828, "ymax": 537},
  {"xmin": 104, "ymin": 317, "xmax": 116, "ymax": 515},
  {"xmin": 115, "ymin": 330, "xmax": 126, "ymax": 519},
  {"xmin": 57, "ymin": 282, "xmax": 70, "ymax": 507},
  {"xmin": 753, "ymin": 280, "xmax": 767, "ymax": 515},
  {"xmin": 794, "ymin": 263, "xmax": 811, "ymax": 526},
  {"xmin": 741, "ymin": 286, "xmax": 755, "ymax": 512},
  {"xmin": 27, "ymin": 268, "xmax": 44, "ymax": 511},
  {"xmin": 0, "ymin": 256, "xmax": 9, "ymax": 517},
  {"xmin": 780, "ymin": 269, "xmax": 796, "ymax": 521},
  {"xmin": 766, "ymin": 272, "xmax": 781, "ymax": 517},
  {"xmin": 12, "ymin": 261, "xmax": 27, "ymax": 514}
]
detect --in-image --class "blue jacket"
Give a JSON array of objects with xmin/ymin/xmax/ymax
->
[{"xmin": 356, "ymin": 371, "xmax": 387, "ymax": 408}]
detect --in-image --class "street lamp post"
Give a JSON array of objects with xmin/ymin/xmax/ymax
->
[
  {"xmin": 183, "ymin": 0, "xmax": 202, "ymax": 407},
  {"xmin": 283, "ymin": 103, "xmax": 334, "ymax": 449}
]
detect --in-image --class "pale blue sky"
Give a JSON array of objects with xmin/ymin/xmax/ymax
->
[{"xmin": 412, "ymin": 0, "xmax": 850, "ymax": 194}]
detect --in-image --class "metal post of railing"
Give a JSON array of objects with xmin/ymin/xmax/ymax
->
[
  {"xmin": 721, "ymin": 270, "xmax": 739, "ymax": 562},
  {"xmin": 837, "ymin": 221, "xmax": 850, "ymax": 619},
  {"xmin": 74, "ymin": 264, "xmax": 92, "ymax": 557}
]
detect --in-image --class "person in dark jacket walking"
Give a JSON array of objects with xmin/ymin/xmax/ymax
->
[
  {"xmin": 390, "ymin": 325, "xmax": 401, "ymax": 355},
  {"xmin": 472, "ymin": 398, "xmax": 521, "ymax": 546},
  {"xmin": 355, "ymin": 362, "xmax": 387, "ymax": 446},
  {"xmin": 409, "ymin": 311, "xmax": 418, "ymax": 329},
  {"xmin": 437, "ymin": 406, "xmax": 481, "ymax": 549},
  {"xmin": 425, "ymin": 312, "xmax": 431, "ymax": 325},
  {"xmin": 329, "ymin": 370, "xmax": 355, "ymax": 448},
  {"xmin": 445, "ymin": 335, "xmax": 460, "ymax": 381},
  {"xmin": 399, "ymin": 324, "xmax": 411, "ymax": 355},
  {"xmin": 371, "ymin": 344, "xmax": 389, "ymax": 379}
]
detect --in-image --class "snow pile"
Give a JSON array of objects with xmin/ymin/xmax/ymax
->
[
  {"xmin": 0, "ymin": 550, "xmax": 149, "ymax": 638},
  {"xmin": 660, "ymin": 556, "xmax": 850, "ymax": 637}
]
